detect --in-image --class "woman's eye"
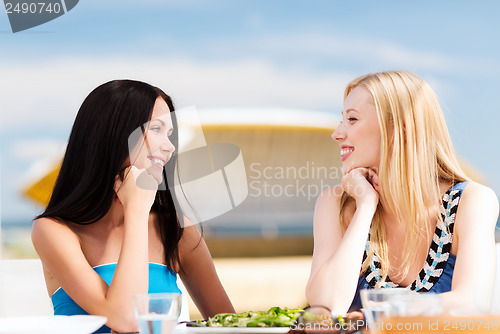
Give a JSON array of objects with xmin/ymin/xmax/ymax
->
[
  {"xmin": 150, "ymin": 126, "xmax": 161, "ymax": 133},
  {"xmin": 348, "ymin": 117, "xmax": 357, "ymax": 122}
]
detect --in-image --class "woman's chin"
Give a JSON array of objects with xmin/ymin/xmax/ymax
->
[
  {"xmin": 144, "ymin": 168, "xmax": 164, "ymax": 185},
  {"xmin": 342, "ymin": 162, "xmax": 377, "ymax": 175},
  {"xmin": 151, "ymin": 172, "xmax": 163, "ymax": 185},
  {"xmin": 341, "ymin": 162, "xmax": 354, "ymax": 175}
]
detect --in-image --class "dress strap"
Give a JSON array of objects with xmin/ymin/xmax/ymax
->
[
  {"xmin": 361, "ymin": 236, "xmax": 399, "ymax": 289},
  {"xmin": 411, "ymin": 181, "xmax": 468, "ymax": 291},
  {"xmin": 442, "ymin": 181, "xmax": 468, "ymax": 234},
  {"xmin": 361, "ymin": 182, "xmax": 468, "ymax": 291}
]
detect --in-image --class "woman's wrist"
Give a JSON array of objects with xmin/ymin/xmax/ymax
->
[
  {"xmin": 355, "ymin": 197, "xmax": 378, "ymax": 212},
  {"xmin": 123, "ymin": 205, "xmax": 151, "ymax": 222}
]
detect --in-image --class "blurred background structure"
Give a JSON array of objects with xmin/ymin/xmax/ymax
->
[{"xmin": 1, "ymin": 0, "xmax": 500, "ymax": 318}]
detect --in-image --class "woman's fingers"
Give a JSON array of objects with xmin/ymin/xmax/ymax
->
[
  {"xmin": 128, "ymin": 166, "xmax": 158, "ymax": 192},
  {"xmin": 114, "ymin": 166, "xmax": 158, "ymax": 213},
  {"xmin": 136, "ymin": 169, "xmax": 159, "ymax": 190},
  {"xmin": 341, "ymin": 167, "xmax": 380, "ymax": 206},
  {"xmin": 366, "ymin": 168, "xmax": 380, "ymax": 192}
]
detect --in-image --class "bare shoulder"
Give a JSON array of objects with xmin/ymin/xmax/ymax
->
[
  {"xmin": 460, "ymin": 182, "xmax": 499, "ymax": 212},
  {"xmin": 178, "ymin": 221, "xmax": 204, "ymax": 260},
  {"xmin": 179, "ymin": 217, "xmax": 202, "ymax": 244},
  {"xmin": 456, "ymin": 181, "xmax": 499, "ymax": 230},
  {"xmin": 178, "ymin": 223, "xmax": 214, "ymax": 275},
  {"xmin": 31, "ymin": 217, "xmax": 81, "ymax": 259},
  {"xmin": 462, "ymin": 181, "xmax": 498, "ymax": 200},
  {"xmin": 32, "ymin": 217, "xmax": 79, "ymax": 244}
]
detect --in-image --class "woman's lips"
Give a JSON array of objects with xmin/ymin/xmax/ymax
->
[
  {"xmin": 148, "ymin": 156, "xmax": 166, "ymax": 169},
  {"xmin": 340, "ymin": 147, "xmax": 354, "ymax": 161}
]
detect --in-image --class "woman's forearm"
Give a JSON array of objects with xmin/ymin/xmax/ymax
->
[
  {"xmin": 104, "ymin": 208, "xmax": 150, "ymax": 331},
  {"xmin": 307, "ymin": 203, "xmax": 375, "ymax": 314},
  {"xmin": 180, "ymin": 226, "xmax": 236, "ymax": 318},
  {"xmin": 441, "ymin": 289, "xmax": 492, "ymax": 314}
]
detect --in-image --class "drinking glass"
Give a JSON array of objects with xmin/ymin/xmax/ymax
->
[
  {"xmin": 360, "ymin": 288, "xmax": 410, "ymax": 329},
  {"xmin": 133, "ymin": 293, "xmax": 182, "ymax": 334},
  {"xmin": 391, "ymin": 292, "xmax": 443, "ymax": 317}
]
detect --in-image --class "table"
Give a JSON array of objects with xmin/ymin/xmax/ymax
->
[{"xmin": 370, "ymin": 315, "xmax": 500, "ymax": 334}]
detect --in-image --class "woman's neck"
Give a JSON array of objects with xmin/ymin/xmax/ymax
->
[{"xmin": 98, "ymin": 198, "xmax": 126, "ymax": 228}]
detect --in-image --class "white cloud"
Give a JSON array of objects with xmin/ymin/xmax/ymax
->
[
  {"xmin": 220, "ymin": 33, "xmax": 500, "ymax": 76},
  {"xmin": 10, "ymin": 139, "xmax": 66, "ymax": 160},
  {"xmin": 7, "ymin": 139, "xmax": 66, "ymax": 190},
  {"xmin": 0, "ymin": 57, "xmax": 354, "ymax": 127},
  {"xmin": 1, "ymin": 33, "xmax": 495, "ymax": 130}
]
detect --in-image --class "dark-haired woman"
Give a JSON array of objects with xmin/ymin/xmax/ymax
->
[{"xmin": 32, "ymin": 80, "xmax": 234, "ymax": 333}]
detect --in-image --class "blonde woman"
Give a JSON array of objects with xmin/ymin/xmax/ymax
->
[{"xmin": 306, "ymin": 71, "xmax": 499, "ymax": 315}]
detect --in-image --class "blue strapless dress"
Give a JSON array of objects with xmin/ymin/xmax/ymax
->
[{"xmin": 52, "ymin": 262, "xmax": 181, "ymax": 333}]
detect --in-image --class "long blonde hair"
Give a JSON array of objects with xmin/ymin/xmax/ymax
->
[{"xmin": 339, "ymin": 71, "xmax": 468, "ymax": 285}]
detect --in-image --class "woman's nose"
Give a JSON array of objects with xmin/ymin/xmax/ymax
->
[
  {"xmin": 332, "ymin": 123, "xmax": 345, "ymax": 142},
  {"xmin": 161, "ymin": 136, "xmax": 175, "ymax": 153}
]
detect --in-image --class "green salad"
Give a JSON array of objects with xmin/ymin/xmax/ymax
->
[{"xmin": 197, "ymin": 306, "xmax": 304, "ymax": 327}]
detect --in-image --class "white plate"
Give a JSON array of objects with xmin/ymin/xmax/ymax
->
[
  {"xmin": 0, "ymin": 315, "xmax": 108, "ymax": 334},
  {"xmin": 177, "ymin": 327, "xmax": 290, "ymax": 334}
]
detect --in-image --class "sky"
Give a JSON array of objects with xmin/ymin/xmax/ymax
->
[{"xmin": 1, "ymin": 0, "xmax": 499, "ymax": 227}]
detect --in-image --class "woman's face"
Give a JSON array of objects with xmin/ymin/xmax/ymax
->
[
  {"xmin": 129, "ymin": 97, "xmax": 175, "ymax": 184},
  {"xmin": 332, "ymin": 86, "xmax": 382, "ymax": 174}
]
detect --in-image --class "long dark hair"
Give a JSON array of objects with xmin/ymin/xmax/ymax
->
[{"xmin": 36, "ymin": 79, "xmax": 183, "ymax": 272}]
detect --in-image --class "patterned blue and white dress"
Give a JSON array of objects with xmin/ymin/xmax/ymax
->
[{"xmin": 349, "ymin": 182, "xmax": 467, "ymax": 312}]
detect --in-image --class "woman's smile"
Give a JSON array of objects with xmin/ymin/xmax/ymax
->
[
  {"xmin": 340, "ymin": 146, "xmax": 355, "ymax": 161},
  {"xmin": 148, "ymin": 155, "xmax": 167, "ymax": 169}
]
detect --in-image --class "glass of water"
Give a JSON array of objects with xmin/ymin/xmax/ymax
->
[
  {"xmin": 360, "ymin": 288, "xmax": 410, "ymax": 329},
  {"xmin": 133, "ymin": 293, "xmax": 182, "ymax": 334},
  {"xmin": 392, "ymin": 292, "xmax": 443, "ymax": 317}
]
